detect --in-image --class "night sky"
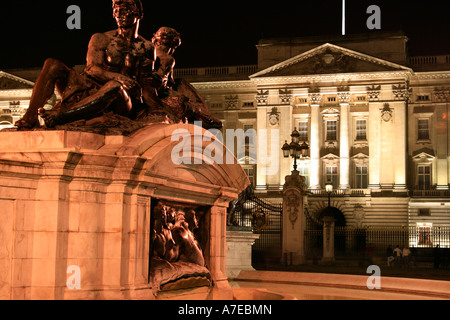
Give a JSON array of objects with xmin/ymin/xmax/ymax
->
[{"xmin": 1, "ymin": 0, "xmax": 449, "ymax": 70}]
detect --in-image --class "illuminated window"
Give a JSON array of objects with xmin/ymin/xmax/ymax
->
[
  {"xmin": 417, "ymin": 223, "xmax": 432, "ymax": 246},
  {"xmin": 355, "ymin": 166, "xmax": 368, "ymax": 189},
  {"xmin": 356, "ymin": 120, "xmax": 367, "ymax": 141},
  {"xmin": 326, "ymin": 120, "xmax": 337, "ymax": 141},
  {"xmin": 298, "ymin": 165, "xmax": 309, "ymax": 188},
  {"xmin": 298, "ymin": 121, "xmax": 309, "ymax": 141},
  {"xmin": 418, "ymin": 119, "xmax": 430, "ymax": 140},
  {"xmin": 243, "ymin": 166, "xmax": 255, "ymax": 186},
  {"xmin": 326, "ymin": 166, "xmax": 338, "ymax": 189},
  {"xmin": 417, "ymin": 165, "xmax": 431, "ymax": 190}
]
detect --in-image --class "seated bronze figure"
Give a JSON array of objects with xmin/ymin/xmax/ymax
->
[{"xmin": 16, "ymin": 0, "xmax": 222, "ymax": 132}]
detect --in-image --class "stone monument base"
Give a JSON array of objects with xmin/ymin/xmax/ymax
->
[
  {"xmin": 225, "ymin": 227, "xmax": 260, "ymax": 279},
  {"xmin": 0, "ymin": 125, "xmax": 249, "ymax": 300}
]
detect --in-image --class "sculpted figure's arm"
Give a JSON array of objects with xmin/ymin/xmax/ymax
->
[{"xmin": 84, "ymin": 33, "xmax": 138, "ymax": 91}]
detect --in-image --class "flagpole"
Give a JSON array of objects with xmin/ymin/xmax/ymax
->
[{"xmin": 342, "ymin": 0, "xmax": 346, "ymax": 35}]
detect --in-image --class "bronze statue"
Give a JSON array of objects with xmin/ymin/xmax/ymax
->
[
  {"xmin": 16, "ymin": 0, "xmax": 153, "ymax": 129},
  {"xmin": 152, "ymin": 203, "xmax": 205, "ymax": 267},
  {"xmin": 15, "ymin": 0, "xmax": 222, "ymax": 132},
  {"xmin": 140, "ymin": 27, "xmax": 223, "ymax": 130}
]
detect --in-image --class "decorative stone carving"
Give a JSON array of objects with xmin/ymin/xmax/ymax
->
[
  {"xmin": 392, "ymin": 84, "xmax": 412, "ymax": 102},
  {"xmin": 284, "ymin": 189, "xmax": 301, "ymax": 229},
  {"xmin": 337, "ymin": 91, "xmax": 351, "ymax": 104},
  {"xmin": 256, "ymin": 89, "xmax": 269, "ymax": 106},
  {"xmin": 354, "ymin": 204, "xmax": 365, "ymax": 228},
  {"xmin": 279, "ymin": 89, "xmax": 292, "ymax": 105},
  {"xmin": 283, "ymin": 171, "xmax": 306, "ymax": 229},
  {"xmin": 268, "ymin": 107, "xmax": 280, "ymax": 126},
  {"xmin": 311, "ymin": 49, "xmax": 350, "ymax": 74},
  {"xmin": 367, "ymin": 85, "xmax": 381, "ymax": 102},
  {"xmin": 381, "ymin": 103, "xmax": 393, "ymax": 122},
  {"xmin": 433, "ymin": 87, "xmax": 450, "ymax": 102},
  {"xmin": 308, "ymin": 93, "xmax": 322, "ymax": 105},
  {"xmin": 225, "ymin": 95, "xmax": 239, "ymax": 110}
]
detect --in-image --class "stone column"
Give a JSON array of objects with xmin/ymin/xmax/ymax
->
[
  {"xmin": 282, "ymin": 170, "xmax": 307, "ymax": 265},
  {"xmin": 339, "ymin": 92, "xmax": 351, "ymax": 189},
  {"xmin": 368, "ymin": 102, "xmax": 381, "ymax": 189},
  {"xmin": 207, "ymin": 205, "xmax": 233, "ymax": 300},
  {"xmin": 394, "ymin": 101, "xmax": 407, "ymax": 189},
  {"xmin": 435, "ymin": 90, "xmax": 450, "ymax": 189},
  {"xmin": 321, "ymin": 215, "xmax": 336, "ymax": 265},
  {"xmin": 309, "ymin": 94, "xmax": 322, "ymax": 189}
]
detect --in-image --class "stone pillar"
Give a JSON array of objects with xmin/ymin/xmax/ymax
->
[
  {"xmin": 225, "ymin": 228, "xmax": 260, "ymax": 279},
  {"xmin": 436, "ymin": 100, "xmax": 449, "ymax": 189},
  {"xmin": 339, "ymin": 97, "xmax": 350, "ymax": 189},
  {"xmin": 282, "ymin": 170, "xmax": 307, "ymax": 265},
  {"xmin": 368, "ymin": 102, "xmax": 381, "ymax": 189},
  {"xmin": 394, "ymin": 101, "xmax": 407, "ymax": 189},
  {"xmin": 207, "ymin": 205, "xmax": 234, "ymax": 300},
  {"xmin": 321, "ymin": 215, "xmax": 336, "ymax": 265},
  {"xmin": 310, "ymin": 101, "xmax": 321, "ymax": 189}
]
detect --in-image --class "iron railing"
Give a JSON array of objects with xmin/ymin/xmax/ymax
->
[{"xmin": 305, "ymin": 226, "xmax": 450, "ymax": 259}]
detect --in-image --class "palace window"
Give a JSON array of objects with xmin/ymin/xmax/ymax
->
[
  {"xmin": 243, "ymin": 166, "xmax": 256, "ymax": 186},
  {"xmin": 326, "ymin": 120, "xmax": 337, "ymax": 141},
  {"xmin": 417, "ymin": 223, "xmax": 432, "ymax": 246},
  {"xmin": 355, "ymin": 166, "xmax": 368, "ymax": 189},
  {"xmin": 326, "ymin": 166, "xmax": 338, "ymax": 189},
  {"xmin": 298, "ymin": 165, "xmax": 310, "ymax": 188},
  {"xmin": 417, "ymin": 95, "xmax": 430, "ymax": 102},
  {"xmin": 356, "ymin": 119, "xmax": 367, "ymax": 141},
  {"xmin": 418, "ymin": 119, "xmax": 430, "ymax": 140},
  {"xmin": 298, "ymin": 121, "xmax": 309, "ymax": 141},
  {"xmin": 418, "ymin": 208, "xmax": 431, "ymax": 216},
  {"xmin": 417, "ymin": 165, "xmax": 431, "ymax": 190},
  {"xmin": 356, "ymin": 96, "xmax": 367, "ymax": 102}
]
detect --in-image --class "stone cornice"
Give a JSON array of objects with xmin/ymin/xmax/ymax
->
[
  {"xmin": 411, "ymin": 71, "xmax": 450, "ymax": 80},
  {"xmin": 250, "ymin": 71, "xmax": 413, "ymax": 85},
  {"xmin": 191, "ymin": 80, "xmax": 255, "ymax": 90}
]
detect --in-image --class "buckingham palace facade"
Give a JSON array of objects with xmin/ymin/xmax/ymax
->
[{"xmin": 2, "ymin": 32, "xmax": 450, "ymax": 237}]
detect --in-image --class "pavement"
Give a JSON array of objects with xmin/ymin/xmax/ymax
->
[
  {"xmin": 232, "ymin": 268, "xmax": 450, "ymax": 300},
  {"xmin": 253, "ymin": 259, "xmax": 450, "ymax": 281}
]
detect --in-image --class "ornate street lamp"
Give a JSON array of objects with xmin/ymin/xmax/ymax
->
[
  {"xmin": 325, "ymin": 179, "xmax": 333, "ymax": 207},
  {"xmin": 282, "ymin": 128, "xmax": 309, "ymax": 171}
]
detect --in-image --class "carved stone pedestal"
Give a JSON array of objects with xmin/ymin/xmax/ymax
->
[
  {"xmin": 282, "ymin": 170, "xmax": 307, "ymax": 265},
  {"xmin": 226, "ymin": 227, "xmax": 259, "ymax": 279},
  {"xmin": 0, "ymin": 125, "xmax": 249, "ymax": 300}
]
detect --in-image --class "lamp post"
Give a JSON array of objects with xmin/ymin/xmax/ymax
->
[
  {"xmin": 282, "ymin": 128, "xmax": 309, "ymax": 172},
  {"xmin": 325, "ymin": 179, "xmax": 333, "ymax": 208}
]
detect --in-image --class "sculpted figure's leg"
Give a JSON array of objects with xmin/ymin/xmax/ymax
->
[
  {"xmin": 16, "ymin": 58, "xmax": 72, "ymax": 129},
  {"xmin": 39, "ymin": 80, "xmax": 132, "ymax": 127}
]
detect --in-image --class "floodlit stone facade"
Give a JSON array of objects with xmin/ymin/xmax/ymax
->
[{"xmin": 1, "ymin": 31, "xmax": 450, "ymax": 235}]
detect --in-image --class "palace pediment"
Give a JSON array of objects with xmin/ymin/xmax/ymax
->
[
  {"xmin": 250, "ymin": 43, "xmax": 413, "ymax": 78},
  {"xmin": 0, "ymin": 71, "xmax": 35, "ymax": 90}
]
